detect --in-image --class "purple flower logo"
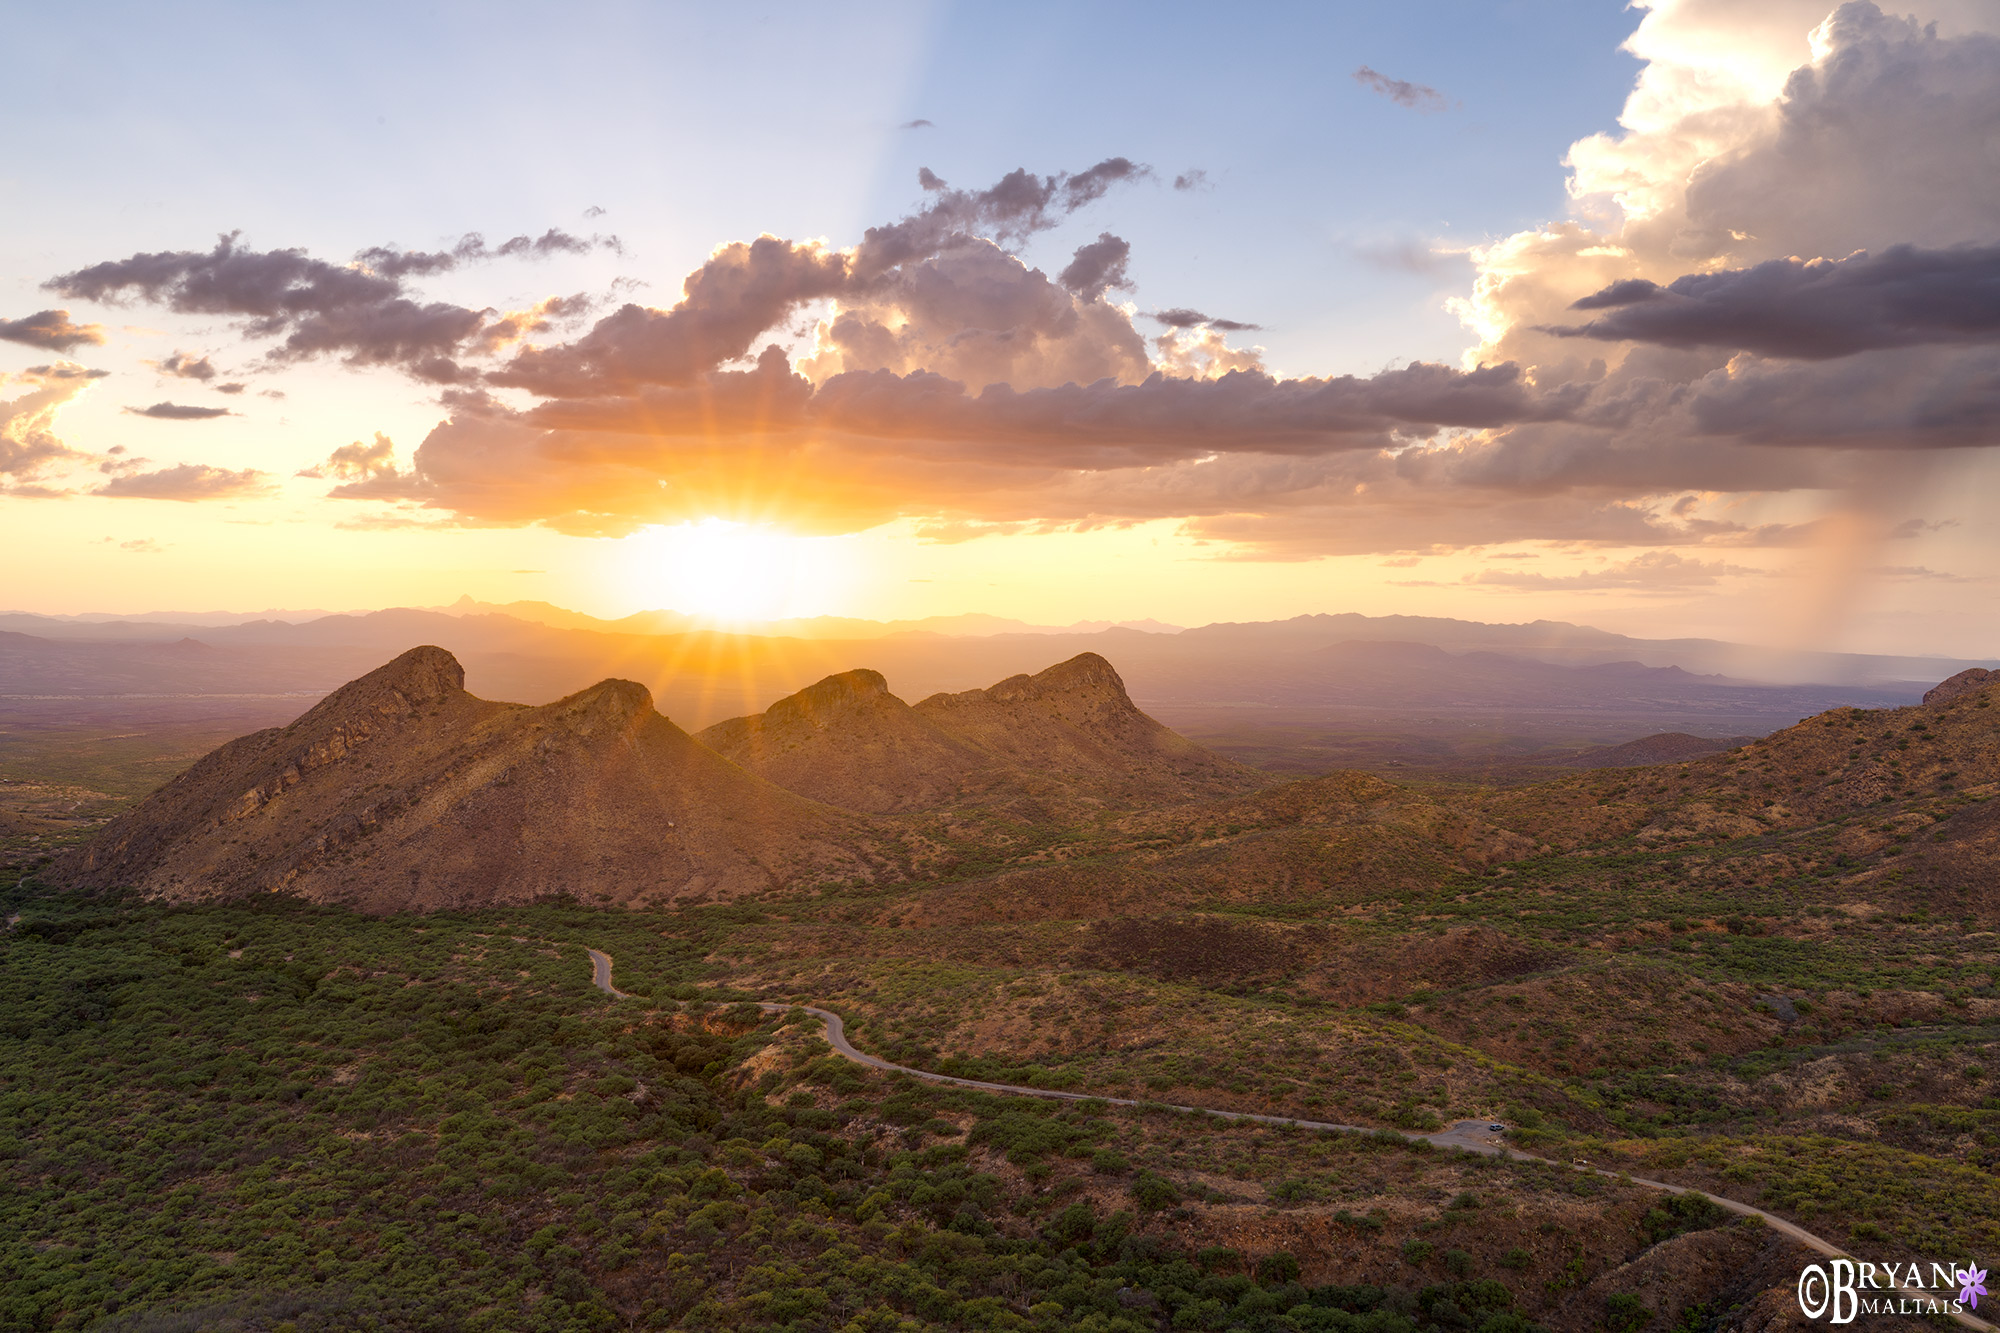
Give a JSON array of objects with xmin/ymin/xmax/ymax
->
[{"xmin": 1958, "ymin": 1266, "xmax": 1988, "ymax": 1309}]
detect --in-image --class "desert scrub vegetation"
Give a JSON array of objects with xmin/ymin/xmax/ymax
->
[{"xmin": 1, "ymin": 880, "xmax": 1585, "ymax": 1333}]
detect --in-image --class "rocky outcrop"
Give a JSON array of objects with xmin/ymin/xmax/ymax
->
[
  {"xmin": 48, "ymin": 646, "xmax": 890, "ymax": 912},
  {"xmin": 1925, "ymin": 667, "xmax": 1995, "ymax": 706},
  {"xmin": 700, "ymin": 652, "xmax": 1267, "ymax": 815}
]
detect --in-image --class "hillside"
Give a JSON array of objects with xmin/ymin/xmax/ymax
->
[
  {"xmin": 702, "ymin": 652, "xmax": 1268, "ymax": 815},
  {"xmin": 47, "ymin": 646, "xmax": 892, "ymax": 911},
  {"xmin": 694, "ymin": 669, "xmax": 990, "ymax": 814}
]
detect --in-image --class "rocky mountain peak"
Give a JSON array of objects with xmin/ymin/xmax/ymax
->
[
  {"xmin": 767, "ymin": 669, "xmax": 892, "ymax": 731},
  {"xmin": 972, "ymin": 653, "xmax": 1133, "ymax": 709}
]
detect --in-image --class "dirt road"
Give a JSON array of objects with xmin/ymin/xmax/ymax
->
[{"xmin": 583, "ymin": 947, "xmax": 1995, "ymax": 1331}]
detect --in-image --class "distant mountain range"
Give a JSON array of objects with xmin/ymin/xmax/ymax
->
[
  {"xmin": 4, "ymin": 606, "xmax": 1991, "ymax": 781},
  {"xmin": 0, "ymin": 601, "xmax": 1980, "ymax": 685}
]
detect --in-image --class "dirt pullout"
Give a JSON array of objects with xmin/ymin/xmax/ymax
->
[{"xmin": 49, "ymin": 646, "xmax": 896, "ymax": 912}]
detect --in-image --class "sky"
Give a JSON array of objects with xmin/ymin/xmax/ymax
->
[{"xmin": 4, "ymin": 0, "xmax": 1999, "ymax": 655}]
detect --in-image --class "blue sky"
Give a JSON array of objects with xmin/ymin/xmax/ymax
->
[{"xmin": 2, "ymin": 0, "xmax": 1639, "ymax": 374}]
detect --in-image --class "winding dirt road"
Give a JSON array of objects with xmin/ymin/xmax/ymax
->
[{"xmin": 583, "ymin": 947, "xmax": 1994, "ymax": 1330}]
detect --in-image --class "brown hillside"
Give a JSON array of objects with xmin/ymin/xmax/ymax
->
[
  {"xmin": 1478, "ymin": 667, "xmax": 2000, "ymax": 853},
  {"xmin": 1562, "ymin": 731, "xmax": 1750, "ymax": 769},
  {"xmin": 909, "ymin": 652, "xmax": 1266, "ymax": 803},
  {"xmin": 701, "ymin": 652, "xmax": 1268, "ymax": 814},
  {"xmin": 693, "ymin": 669, "xmax": 989, "ymax": 813},
  {"xmin": 49, "ymin": 646, "xmax": 892, "ymax": 912}
]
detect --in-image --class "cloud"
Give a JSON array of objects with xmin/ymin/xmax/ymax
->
[
  {"xmin": 119, "ymin": 538, "xmax": 166, "ymax": 553},
  {"xmin": 900, "ymin": 118, "xmax": 936, "ymax": 129},
  {"xmin": 1461, "ymin": 550, "xmax": 1754, "ymax": 590},
  {"xmin": 1, "ymin": 363, "xmax": 100, "ymax": 479},
  {"xmin": 216, "ymin": 382, "xmax": 246, "ymax": 394},
  {"xmin": 1545, "ymin": 243, "xmax": 2000, "ymax": 359},
  {"xmin": 0, "ymin": 309, "xmax": 107, "ymax": 352},
  {"xmin": 1172, "ymin": 169, "xmax": 1209, "ymax": 192},
  {"xmin": 76, "ymin": 27, "xmax": 2000, "ymax": 569},
  {"xmin": 94, "ymin": 463, "xmax": 274, "ymax": 501},
  {"xmin": 1057, "ymin": 233, "xmax": 1132, "ymax": 301},
  {"xmin": 47, "ymin": 226, "xmax": 618, "ymax": 385},
  {"xmin": 1353, "ymin": 65, "xmax": 1450, "ymax": 112},
  {"xmin": 299, "ymin": 431, "xmax": 400, "ymax": 480},
  {"xmin": 498, "ymin": 160, "xmax": 1154, "ymax": 398},
  {"xmin": 153, "ymin": 351, "xmax": 218, "ymax": 380},
  {"xmin": 126, "ymin": 402, "xmax": 234, "ymax": 420},
  {"xmin": 1146, "ymin": 308, "xmax": 1262, "ymax": 332}
]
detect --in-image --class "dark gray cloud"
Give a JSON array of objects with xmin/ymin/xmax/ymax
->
[
  {"xmin": 1353, "ymin": 66, "xmax": 1449, "ymax": 112},
  {"xmin": 1057, "ymin": 233, "xmax": 1132, "ymax": 301},
  {"xmin": 1546, "ymin": 244, "xmax": 2000, "ymax": 359},
  {"xmin": 1146, "ymin": 308, "xmax": 1261, "ymax": 332},
  {"xmin": 48, "ymin": 227, "xmax": 616, "ymax": 384},
  {"xmin": 0, "ymin": 309, "xmax": 107, "ymax": 352},
  {"xmin": 126, "ymin": 402, "xmax": 234, "ymax": 420},
  {"xmin": 93, "ymin": 462, "xmax": 272, "ymax": 500},
  {"xmin": 51, "ymin": 233, "xmax": 487, "ymax": 382}
]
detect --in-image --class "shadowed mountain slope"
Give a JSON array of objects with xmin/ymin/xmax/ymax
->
[
  {"xmin": 698, "ymin": 652, "xmax": 1267, "ymax": 814},
  {"xmin": 49, "ymin": 647, "xmax": 890, "ymax": 911}
]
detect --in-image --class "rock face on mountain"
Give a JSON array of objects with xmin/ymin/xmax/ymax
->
[
  {"xmin": 698, "ymin": 653, "xmax": 1266, "ymax": 814},
  {"xmin": 1926, "ymin": 667, "xmax": 1995, "ymax": 706},
  {"xmin": 49, "ymin": 646, "xmax": 886, "ymax": 912}
]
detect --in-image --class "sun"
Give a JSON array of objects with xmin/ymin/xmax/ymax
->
[{"xmin": 615, "ymin": 519, "xmax": 845, "ymax": 624}]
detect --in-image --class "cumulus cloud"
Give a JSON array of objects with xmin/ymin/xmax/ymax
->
[
  {"xmin": 0, "ymin": 309, "xmax": 107, "ymax": 352},
  {"xmin": 1545, "ymin": 244, "xmax": 2000, "ymax": 358},
  {"xmin": 1353, "ymin": 65, "xmax": 1451, "ymax": 112},
  {"xmin": 126, "ymin": 402, "xmax": 234, "ymax": 420},
  {"xmin": 495, "ymin": 159, "xmax": 1153, "ymax": 398},
  {"xmin": 94, "ymin": 463, "xmax": 274, "ymax": 501}
]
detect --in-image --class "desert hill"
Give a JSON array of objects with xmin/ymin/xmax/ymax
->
[
  {"xmin": 1479, "ymin": 665, "xmax": 2000, "ymax": 868},
  {"xmin": 694, "ymin": 668, "xmax": 989, "ymax": 813},
  {"xmin": 48, "ymin": 646, "xmax": 891, "ymax": 912},
  {"xmin": 1563, "ymin": 731, "xmax": 1751, "ymax": 769},
  {"xmin": 698, "ymin": 652, "xmax": 1267, "ymax": 814}
]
